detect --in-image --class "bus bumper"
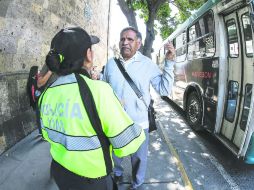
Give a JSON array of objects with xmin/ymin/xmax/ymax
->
[{"xmin": 245, "ymin": 134, "xmax": 254, "ymax": 164}]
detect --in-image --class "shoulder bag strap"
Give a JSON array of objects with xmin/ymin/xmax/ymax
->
[
  {"xmin": 114, "ymin": 58, "xmax": 149, "ymax": 108},
  {"xmin": 75, "ymin": 73, "xmax": 112, "ymax": 175}
]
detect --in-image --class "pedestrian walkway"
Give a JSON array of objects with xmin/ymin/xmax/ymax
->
[{"xmin": 0, "ymin": 96, "xmax": 187, "ymax": 190}]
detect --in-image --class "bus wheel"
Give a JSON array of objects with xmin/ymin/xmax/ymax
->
[{"xmin": 186, "ymin": 92, "xmax": 203, "ymax": 131}]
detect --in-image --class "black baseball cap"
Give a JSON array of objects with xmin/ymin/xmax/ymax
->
[{"xmin": 50, "ymin": 26, "xmax": 100, "ymax": 67}]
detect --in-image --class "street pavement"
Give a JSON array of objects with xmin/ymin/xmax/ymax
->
[{"xmin": 0, "ymin": 96, "xmax": 187, "ymax": 190}]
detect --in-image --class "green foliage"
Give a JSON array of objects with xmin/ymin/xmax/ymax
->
[
  {"xmin": 157, "ymin": 2, "xmax": 171, "ymax": 20},
  {"xmin": 159, "ymin": 0, "xmax": 206, "ymax": 39},
  {"xmin": 130, "ymin": 0, "xmax": 149, "ymax": 22},
  {"xmin": 127, "ymin": 0, "xmax": 205, "ymax": 39},
  {"xmin": 118, "ymin": 0, "xmax": 206, "ymax": 56},
  {"xmin": 173, "ymin": 0, "xmax": 205, "ymax": 23}
]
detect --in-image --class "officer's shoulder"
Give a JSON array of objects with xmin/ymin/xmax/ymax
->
[{"xmin": 86, "ymin": 78, "xmax": 113, "ymax": 93}]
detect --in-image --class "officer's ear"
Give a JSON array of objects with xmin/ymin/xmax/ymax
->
[
  {"xmin": 86, "ymin": 48, "xmax": 93, "ymax": 63},
  {"xmin": 83, "ymin": 48, "xmax": 93, "ymax": 71}
]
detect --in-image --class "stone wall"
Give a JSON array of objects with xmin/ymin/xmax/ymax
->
[{"xmin": 0, "ymin": 0, "xmax": 110, "ymax": 154}]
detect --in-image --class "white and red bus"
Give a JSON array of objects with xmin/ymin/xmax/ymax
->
[{"xmin": 157, "ymin": 0, "xmax": 254, "ymax": 163}]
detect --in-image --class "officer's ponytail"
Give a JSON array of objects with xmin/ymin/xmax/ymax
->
[{"xmin": 46, "ymin": 49, "xmax": 61, "ymax": 74}]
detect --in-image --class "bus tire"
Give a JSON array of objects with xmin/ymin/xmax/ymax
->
[{"xmin": 186, "ymin": 91, "xmax": 203, "ymax": 131}]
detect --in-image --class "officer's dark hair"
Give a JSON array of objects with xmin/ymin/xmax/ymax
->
[
  {"xmin": 120, "ymin": 26, "xmax": 142, "ymax": 41},
  {"xmin": 45, "ymin": 49, "xmax": 84, "ymax": 75},
  {"xmin": 46, "ymin": 27, "xmax": 100, "ymax": 75}
]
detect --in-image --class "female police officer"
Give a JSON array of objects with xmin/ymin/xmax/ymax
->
[{"xmin": 38, "ymin": 27, "xmax": 145, "ymax": 190}]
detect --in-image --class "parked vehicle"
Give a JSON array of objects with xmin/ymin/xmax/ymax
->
[{"xmin": 157, "ymin": 0, "xmax": 254, "ymax": 163}]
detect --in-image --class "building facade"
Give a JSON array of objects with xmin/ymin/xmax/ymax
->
[{"xmin": 0, "ymin": 0, "xmax": 111, "ymax": 154}]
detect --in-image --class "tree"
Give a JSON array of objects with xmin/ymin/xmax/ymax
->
[
  {"xmin": 159, "ymin": 0, "xmax": 207, "ymax": 40},
  {"xmin": 117, "ymin": 0, "xmax": 205, "ymax": 58}
]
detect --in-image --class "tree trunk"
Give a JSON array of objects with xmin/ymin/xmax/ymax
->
[
  {"xmin": 143, "ymin": 18, "xmax": 155, "ymax": 58},
  {"xmin": 143, "ymin": 0, "xmax": 163, "ymax": 58},
  {"xmin": 117, "ymin": 0, "xmax": 138, "ymax": 29}
]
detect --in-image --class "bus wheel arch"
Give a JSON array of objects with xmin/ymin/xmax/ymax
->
[{"xmin": 186, "ymin": 90, "xmax": 204, "ymax": 131}]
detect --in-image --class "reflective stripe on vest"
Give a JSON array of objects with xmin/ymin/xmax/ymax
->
[
  {"xmin": 41, "ymin": 121, "xmax": 101, "ymax": 151},
  {"xmin": 109, "ymin": 124, "xmax": 142, "ymax": 149},
  {"xmin": 41, "ymin": 119, "xmax": 142, "ymax": 151}
]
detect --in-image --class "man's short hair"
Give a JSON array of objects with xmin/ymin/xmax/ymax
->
[{"xmin": 120, "ymin": 26, "xmax": 142, "ymax": 41}]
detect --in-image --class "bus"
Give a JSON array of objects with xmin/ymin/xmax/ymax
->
[{"xmin": 156, "ymin": 0, "xmax": 254, "ymax": 163}]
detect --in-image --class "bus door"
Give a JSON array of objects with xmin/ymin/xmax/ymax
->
[{"xmin": 221, "ymin": 6, "xmax": 254, "ymax": 150}]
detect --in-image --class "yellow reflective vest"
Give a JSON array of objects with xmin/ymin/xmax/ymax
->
[{"xmin": 39, "ymin": 74, "xmax": 145, "ymax": 178}]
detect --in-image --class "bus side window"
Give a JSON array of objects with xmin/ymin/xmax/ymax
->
[
  {"xmin": 188, "ymin": 25, "xmax": 197, "ymax": 60},
  {"xmin": 187, "ymin": 10, "xmax": 215, "ymax": 60},
  {"xmin": 225, "ymin": 81, "xmax": 239, "ymax": 122},
  {"xmin": 240, "ymin": 84, "xmax": 253, "ymax": 131},
  {"xmin": 189, "ymin": 25, "xmax": 196, "ymax": 41},
  {"xmin": 226, "ymin": 19, "xmax": 239, "ymax": 58},
  {"xmin": 195, "ymin": 22, "xmax": 202, "ymax": 38},
  {"xmin": 204, "ymin": 12, "xmax": 214, "ymax": 33},
  {"xmin": 204, "ymin": 11, "xmax": 215, "ymax": 56},
  {"xmin": 250, "ymin": 12, "xmax": 254, "ymax": 32},
  {"xmin": 242, "ymin": 13, "xmax": 253, "ymax": 57},
  {"xmin": 175, "ymin": 32, "xmax": 187, "ymax": 62}
]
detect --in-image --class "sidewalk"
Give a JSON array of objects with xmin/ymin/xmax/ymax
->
[{"xmin": 0, "ymin": 97, "xmax": 185, "ymax": 190}]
